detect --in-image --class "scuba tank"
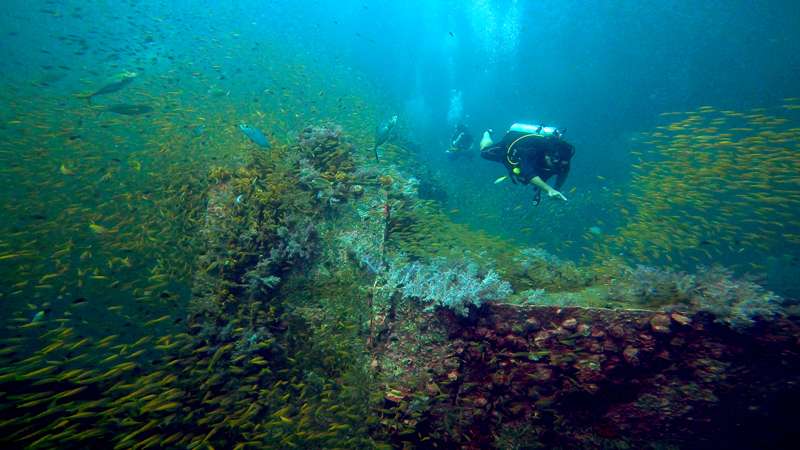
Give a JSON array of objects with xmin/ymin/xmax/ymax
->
[
  {"xmin": 479, "ymin": 129, "xmax": 494, "ymax": 150},
  {"xmin": 509, "ymin": 123, "xmax": 564, "ymax": 138}
]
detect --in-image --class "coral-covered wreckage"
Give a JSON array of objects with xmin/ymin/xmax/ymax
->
[{"xmin": 194, "ymin": 124, "xmax": 800, "ymax": 449}]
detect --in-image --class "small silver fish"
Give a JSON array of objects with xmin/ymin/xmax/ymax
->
[{"xmin": 494, "ymin": 175, "xmax": 508, "ymax": 184}]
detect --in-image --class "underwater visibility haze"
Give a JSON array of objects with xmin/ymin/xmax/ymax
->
[{"xmin": 1, "ymin": 0, "xmax": 799, "ymax": 448}]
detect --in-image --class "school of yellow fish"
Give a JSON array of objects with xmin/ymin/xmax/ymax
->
[
  {"xmin": 0, "ymin": 33, "xmax": 391, "ymax": 448},
  {"xmin": 595, "ymin": 102, "xmax": 800, "ymax": 270}
]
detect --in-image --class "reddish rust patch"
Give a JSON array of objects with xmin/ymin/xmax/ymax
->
[{"xmin": 372, "ymin": 304, "xmax": 800, "ymax": 449}]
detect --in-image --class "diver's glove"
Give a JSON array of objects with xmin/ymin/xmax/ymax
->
[{"xmin": 546, "ymin": 188, "xmax": 568, "ymax": 201}]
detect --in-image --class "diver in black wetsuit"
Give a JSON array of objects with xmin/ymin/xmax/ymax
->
[
  {"xmin": 446, "ymin": 123, "xmax": 474, "ymax": 159},
  {"xmin": 480, "ymin": 123, "xmax": 574, "ymax": 205}
]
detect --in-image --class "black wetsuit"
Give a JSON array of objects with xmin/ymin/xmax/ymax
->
[{"xmin": 481, "ymin": 131, "xmax": 574, "ymax": 189}]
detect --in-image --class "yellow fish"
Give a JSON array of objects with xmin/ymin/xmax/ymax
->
[
  {"xmin": 59, "ymin": 164, "xmax": 74, "ymax": 175},
  {"xmin": 88, "ymin": 222, "xmax": 111, "ymax": 234}
]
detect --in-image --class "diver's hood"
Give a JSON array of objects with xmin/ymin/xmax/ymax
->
[{"xmin": 510, "ymin": 123, "xmax": 563, "ymax": 137}]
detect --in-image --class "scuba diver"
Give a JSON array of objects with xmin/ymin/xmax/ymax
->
[
  {"xmin": 480, "ymin": 123, "xmax": 574, "ymax": 205},
  {"xmin": 446, "ymin": 123, "xmax": 475, "ymax": 159},
  {"xmin": 373, "ymin": 115, "xmax": 398, "ymax": 162}
]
